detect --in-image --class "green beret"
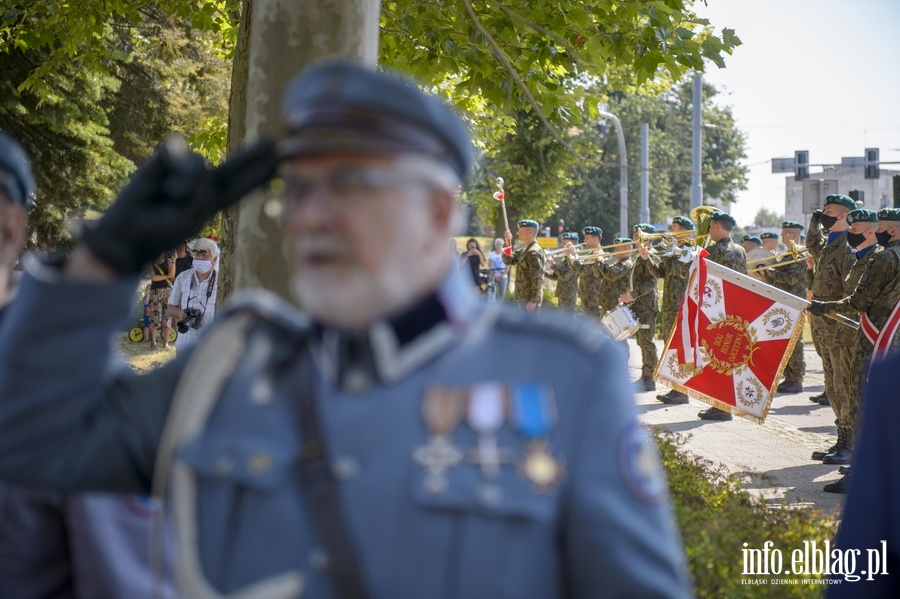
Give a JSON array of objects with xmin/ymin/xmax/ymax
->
[
  {"xmin": 825, "ymin": 194, "xmax": 856, "ymax": 211},
  {"xmin": 671, "ymin": 215, "xmax": 695, "ymax": 230},
  {"xmin": 561, "ymin": 231, "xmax": 580, "ymax": 241},
  {"xmin": 877, "ymin": 208, "xmax": 900, "ymax": 222},
  {"xmin": 847, "ymin": 209, "xmax": 877, "ymax": 225},
  {"xmin": 518, "ymin": 219, "xmax": 539, "ymax": 229},
  {"xmin": 760, "ymin": 232, "xmax": 779, "ymax": 239},
  {"xmin": 781, "ymin": 221, "xmax": 804, "ymax": 230},
  {"xmin": 582, "ymin": 225, "xmax": 603, "ymax": 237},
  {"xmin": 613, "ymin": 237, "xmax": 632, "ymax": 244},
  {"xmin": 709, "ymin": 211, "xmax": 736, "ymax": 226},
  {"xmin": 632, "ymin": 223, "xmax": 657, "ymax": 234},
  {"xmin": 742, "ymin": 235, "xmax": 762, "ymax": 245}
]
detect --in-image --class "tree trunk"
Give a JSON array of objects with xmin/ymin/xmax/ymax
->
[{"xmin": 219, "ymin": 0, "xmax": 380, "ymax": 304}]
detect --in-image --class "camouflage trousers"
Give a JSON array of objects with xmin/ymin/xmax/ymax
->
[
  {"xmin": 556, "ymin": 296, "xmax": 577, "ymax": 310},
  {"xmin": 836, "ymin": 335, "xmax": 872, "ymax": 430},
  {"xmin": 661, "ymin": 308, "xmax": 679, "ymax": 347},
  {"xmin": 633, "ymin": 308, "xmax": 659, "ymax": 377},
  {"xmin": 781, "ymin": 339, "xmax": 806, "ymax": 383},
  {"xmin": 810, "ymin": 315, "xmax": 848, "ymax": 422}
]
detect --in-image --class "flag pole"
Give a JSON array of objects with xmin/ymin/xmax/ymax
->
[{"xmin": 493, "ymin": 177, "xmax": 510, "ymax": 234}]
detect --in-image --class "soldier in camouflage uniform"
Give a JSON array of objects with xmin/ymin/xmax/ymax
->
[
  {"xmin": 653, "ymin": 216, "xmax": 695, "ymax": 404},
  {"xmin": 546, "ymin": 231, "xmax": 580, "ymax": 310},
  {"xmin": 596, "ymin": 238, "xmax": 635, "ymax": 314},
  {"xmin": 575, "ymin": 226, "xmax": 605, "ymax": 317},
  {"xmin": 810, "ymin": 207, "xmax": 900, "ymax": 492},
  {"xmin": 620, "ymin": 224, "xmax": 660, "ymax": 392},
  {"xmin": 805, "ymin": 194, "xmax": 856, "ymax": 450},
  {"xmin": 697, "ymin": 210, "xmax": 748, "ymax": 421},
  {"xmin": 762, "ymin": 221, "xmax": 808, "ymax": 394},
  {"xmin": 760, "ymin": 231, "xmax": 778, "ymax": 253},
  {"xmin": 502, "ymin": 219, "xmax": 545, "ymax": 312}
]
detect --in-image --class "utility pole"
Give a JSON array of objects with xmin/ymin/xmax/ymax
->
[
  {"xmin": 640, "ymin": 123, "xmax": 649, "ymax": 224},
  {"xmin": 690, "ymin": 73, "xmax": 703, "ymax": 209}
]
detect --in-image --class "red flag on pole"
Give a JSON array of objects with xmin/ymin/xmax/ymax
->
[{"xmin": 655, "ymin": 257, "xmax": 808, "ymax": 423}]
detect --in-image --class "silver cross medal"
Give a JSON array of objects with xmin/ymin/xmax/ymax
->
[
  {"xmin": 413, "ymin": 387, "xmax": 465, "ymax": 495},
  {"xmin": 466, "ymin": 383, "xmax": 513, "ymax": 480}
]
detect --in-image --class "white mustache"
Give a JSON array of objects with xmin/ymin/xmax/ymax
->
[{"xmin": 292, "ymin": 236, "xmax": 352, "ymax": 260}]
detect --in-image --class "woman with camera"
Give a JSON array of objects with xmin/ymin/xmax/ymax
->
[{"xmin": 167, "ymin": 237, "xmax": 219, "ymax": 352}]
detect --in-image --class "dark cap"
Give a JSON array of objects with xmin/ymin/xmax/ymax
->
[
  {"xmin": 847, "ymin": 209, "xmax": 877, "ymax": 225},
  {"xmin": 671, "ymin": 215, "xmax": 695, "ymax": 230},
  {"xmin": 742, "ymin": 235, "xmax": 761, "ymax": 245},
  {"xmin": 632, "ymin": 223, "xmax": 656, "ymax": 234},
  {"xmin": 613, "ymin": 237, "xmax": 632, "ymax": 245},
  {"xmin": 877, "ymin": 208, "xmax": 900, "ymax": 222},
  {"xmin": 280, "ymin": 61, "xmax": 473, "ymax": 180},
  {"xmin": 518, "ymin": 219, "xmax": 539, "ymax": 230},
  {"xmin": 825, "ymin": 194, "xmax": 856, "ymax": 211},
  {"xmin": 760, "ymin": 232, "xmax": 779, "ymax": 239},
  {"xmin": 582, "ymin": 226, "xmax": 602, "ymax": 237},
  {"xmin": 561, "ymin": 231, "xmax": 579, "ymax": 241},
  {"xmin": 781, "ymin": 221, "xmax": 804, "ymax": 230},
  {"xmin": 710, "ymin": 211, "xmax": 736, "ymax": 226},
  {"xmin": 0, "ymin": 133, "xmax": 35, "ymax": 208}
]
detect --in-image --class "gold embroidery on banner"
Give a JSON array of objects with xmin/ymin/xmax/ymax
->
[
  {"xmin": 702, "ymin": 279, "xmax": 723, "ymax": 309},
  {"xmin": 666, "ymin": 352, "xmax": 702, "ymax": 380},
  {"xmin": 762, "ymin": 307, "xmax": 793, "ymax": 337},
  {"xmin": 699, "ymin": 315, "xmax": 759, "ymax": 376},
  {"xmin": 736, "ymin": 376, "xmax": 765, "ymax": 408}
]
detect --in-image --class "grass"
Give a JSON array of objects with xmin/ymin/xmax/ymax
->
[{"xmin": 115, "ymin": 332, "xmax": 177, "ymax": 373}]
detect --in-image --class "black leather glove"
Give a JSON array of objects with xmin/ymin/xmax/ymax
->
[
  {"xmin": 810, "ymin": 209, "xmax": 823, "ymax": 225},
  {"xmin": 808, "ymin": 300, "xmax": 825, "ymax": 317},
  {"xmin": 82, "ymin": 138, "xmax": 276, "ymax": 275}
]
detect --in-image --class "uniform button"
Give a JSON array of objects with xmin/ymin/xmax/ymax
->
[
  {"xmin": 248, "ymin": 452, "xmax": 274, "ymax": 476},
  {"xmin": 309, "ymin": 548, "xmax": 330, "ymax": 570},
  {"xmin": 476, "ymin": 483, "xmax": 503, "ymax": 509},
  {"xmin": 250, "ymin": 378, "xmax": 272, "ymax": 404},
  {"xmin": 331, "ymin": 456, "xmax": 361, "ymax": 481}
]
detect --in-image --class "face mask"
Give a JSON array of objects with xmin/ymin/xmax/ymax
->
[
  {"xmin": 876, "ymin": 230, "xmax": 894, "ymax": 247},
  {"xmin": 193, "ymin": 260, "xmax": 213, "ymax": 274},
  {"xmin": 819, "ymin": 214, "xmax": 838, "ymax": 230},
  {"xmin": 846, "ymin": 232, "xmax": 868, "ymax": 248}
]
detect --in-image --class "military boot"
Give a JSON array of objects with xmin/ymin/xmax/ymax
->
[
  {"xmin": 698, "ymin": 407, "xmax": 732, "ymax": 421},
  {"xmin": 776, "ymin": 380, "xmax": 803, "ymax": 393},
  {"xmin": 661, "ymin": 391, "xmax": 689, "ymax": 405},
  {"xmin": 808, "ymin": 390, "xmax": 827, "ymax": 404},
  {"xmin": 823, "ymin": 474, "xmax": 849, "ymax": 494},
  {"xmin": 633, "ymin": 376, "xmax": 656, "ymax": 392},
  {"xmin": 656, "ymin": 389, "xmax": 676, "ymax": 401},
  {"xmin": 811, "ymin": 431, "xmax": 840, "ymax": 461},
  {"xmin": 823, "ymin": 427, "xmax": 852, "ymax": 465}
]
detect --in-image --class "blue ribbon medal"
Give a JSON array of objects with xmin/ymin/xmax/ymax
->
[{"xmin": 511, "ymin": 384, "xmax": 563, "ymax": 492}]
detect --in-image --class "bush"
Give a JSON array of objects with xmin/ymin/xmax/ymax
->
[{"xmin": 656, "ymin": 430, "xmax": 837, "ymax": 597}]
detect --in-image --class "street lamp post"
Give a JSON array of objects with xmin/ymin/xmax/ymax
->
[{"xmin": 598, "ymin": 105, "xmax": 629, "ymax": 237}]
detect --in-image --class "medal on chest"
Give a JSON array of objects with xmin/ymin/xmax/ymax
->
[
  {"xmin": 511, "ymin": 384, "xmax": 565, "ymax": 492},
  {"xmin": 413, "ymin": 387, "xmax": 465, "ymax": 495}
]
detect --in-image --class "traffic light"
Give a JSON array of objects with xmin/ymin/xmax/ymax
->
[
  {"xmin": 794, "ymin": 150, "xmax": 809, "ymax": 181},
  {"xmin": 865, "ymin": 148, "xmax": 880, "ymax": 179}
]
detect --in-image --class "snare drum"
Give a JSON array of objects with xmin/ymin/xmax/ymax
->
[{"xmin": 600, "ymin": 304, "xmax": 641, "ymax": 341}]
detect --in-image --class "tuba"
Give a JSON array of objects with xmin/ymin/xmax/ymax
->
[{"xmin": 690, "ymin": 206, "xmax": 717, "ymax": 248}]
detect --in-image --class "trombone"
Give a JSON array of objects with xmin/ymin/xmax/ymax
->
[
  {"xmin": 746, "ymin": 242, "xmax": 808, "ymax": 269},
  {"xmin": 544, "ymin": 243, "xmax": 585, "ymax": 257}
]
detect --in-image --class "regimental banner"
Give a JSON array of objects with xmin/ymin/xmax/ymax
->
[{"xmin": 654, "ymin": 257, "xmax": 808, "ymax": 424}]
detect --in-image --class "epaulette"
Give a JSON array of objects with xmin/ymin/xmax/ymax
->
[
  {"xmin": 217, "ymin": 288, "xmax": 312, "ymax": 334},
  {"xmin": 493, "ymin": 306, "xmax": 609, "ymax": 354}
]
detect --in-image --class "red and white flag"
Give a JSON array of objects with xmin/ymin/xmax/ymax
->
[{"xmin": 655, "ymin": 256, "xmax": 808, "ymax": 423}]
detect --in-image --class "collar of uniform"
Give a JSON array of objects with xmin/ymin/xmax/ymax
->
[
  {"xmin": 856, "ymin": 245, "xmax": 877, "ymax": 260},
  {"xmin": 316, "ymin": 267, "xmax": 485, "ymax": 390},
  {"xmin": 827, "ymin": 230, "xmax": 845, "ymax": 245}
]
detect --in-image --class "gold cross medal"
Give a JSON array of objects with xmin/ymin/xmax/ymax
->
[
  {"xmin": 511, "ymin": 384, "xmax": 564, "ymax": 493},
  {"xmin": 413, "ymin": 387, "xmax": 465, "ymax": 495}
]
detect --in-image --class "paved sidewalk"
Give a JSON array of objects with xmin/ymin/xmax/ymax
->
[{"xmin": 626, "ymin": 337, "xmax": 846, "ymax": 517}]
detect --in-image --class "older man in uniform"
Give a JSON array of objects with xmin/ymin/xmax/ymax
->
[
  {"xmin": 0, "ymin": 134, "xmax": 177, "ymax": 596},
  {"xmin": 806, "ymin": 194, "xmax": 856, "ymax": 457},
  {"xmin": 653, "ymin": 215, "xmax": 695, "ymax": 404},
  {"xmin": 545, "ymin": 231, "xmax": 579, "ymax": 310},
  {"xmin": 761, "ymin": 221, "xmax": 808, "ymax": 394},
  {"xmin": 503, "ymin": 219, "xmax": 544, "ymax": 312},
  {"xmin": 809, "ymin": 207, "xmax": 900, "ymax": 492},
  {"xmin": 697, "ymin": 210, "xmax": 747, "ymax": 421},
  {"xmin": 573, "ymin": 225, "xmax": 604, "ymax": 317},
  {"xmin": 0, "ymin": 63, "xmax": 690, "ymax": 598},
  {"xmin": 620, "ymin": 223, "xmax": 660, "ymax": 392}
]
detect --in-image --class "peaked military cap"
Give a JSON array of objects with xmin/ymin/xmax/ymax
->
[
  {"xmin": 518, "ymin": 219, "xmax": 539, "ymax": 229},
  {"xmin": 742, "ymin": 235, "xmax": 761, "ymax": 245},
  {"xmin": 0, "ymin": 133, "xmax": 35, "ymax": 208},
  {"xmin": 582, "ymin": 226, "xmax": 603, "ymax": 237},
  {"xmin": 709, "ymin": 211, "xmax": 736, "ymax": 226},
  {"xmin": 561, "ymin": 231, "xmax": 580, "ymax": 241},
  {"xmin": 760, "ymin": 231, "xmax": 779, "ymax": 239},
  {"xmin": 781, "ymin": 221, "xmax": 804, "ymax": 230},
  {"xmin": 877, "ymin": 208, "xmax": 900, "ymax": 222},
  {"xmin": 613, "ymin": 237, "xmax": 632, "ymax": 244},
  {"xmin": 280, "ymin": 61, "xmax": 473, "ymax": 179},
  {"xmin": 846, "ymin": 209, "xmax": 877, "ymax": 225},
  {"xmin": 671, "ymin": 215, "xmax": 695, "ymax": 230},
  {"xmin": 632, "ymin": 223, "xmax": 656, "ymax": 234},
  {"xmin": 824, "ymin": 194, "xmax": 856, "ymax": 211}
]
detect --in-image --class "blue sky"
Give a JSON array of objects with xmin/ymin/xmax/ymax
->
[{"xmin": 694, "ymin": 0, "xmax": 900, "ymax": 225}]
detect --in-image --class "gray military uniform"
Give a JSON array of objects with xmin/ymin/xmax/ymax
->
[{"xmin": 0, "ymin": 266, "xmax": 690, "ymax": 598}]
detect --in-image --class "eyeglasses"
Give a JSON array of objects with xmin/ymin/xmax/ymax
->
[
  {"xmin": 281, "ymin": 166, "xmax": 432, "ymax": 205},
  {"xmin": 191, "ymin": 250, "xmax": 212, "ymax": 258}
]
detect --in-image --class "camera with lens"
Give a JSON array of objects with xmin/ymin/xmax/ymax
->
[{"xmin": 177, "ymin": 307, "xmax": 204, "ymax": 334}]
